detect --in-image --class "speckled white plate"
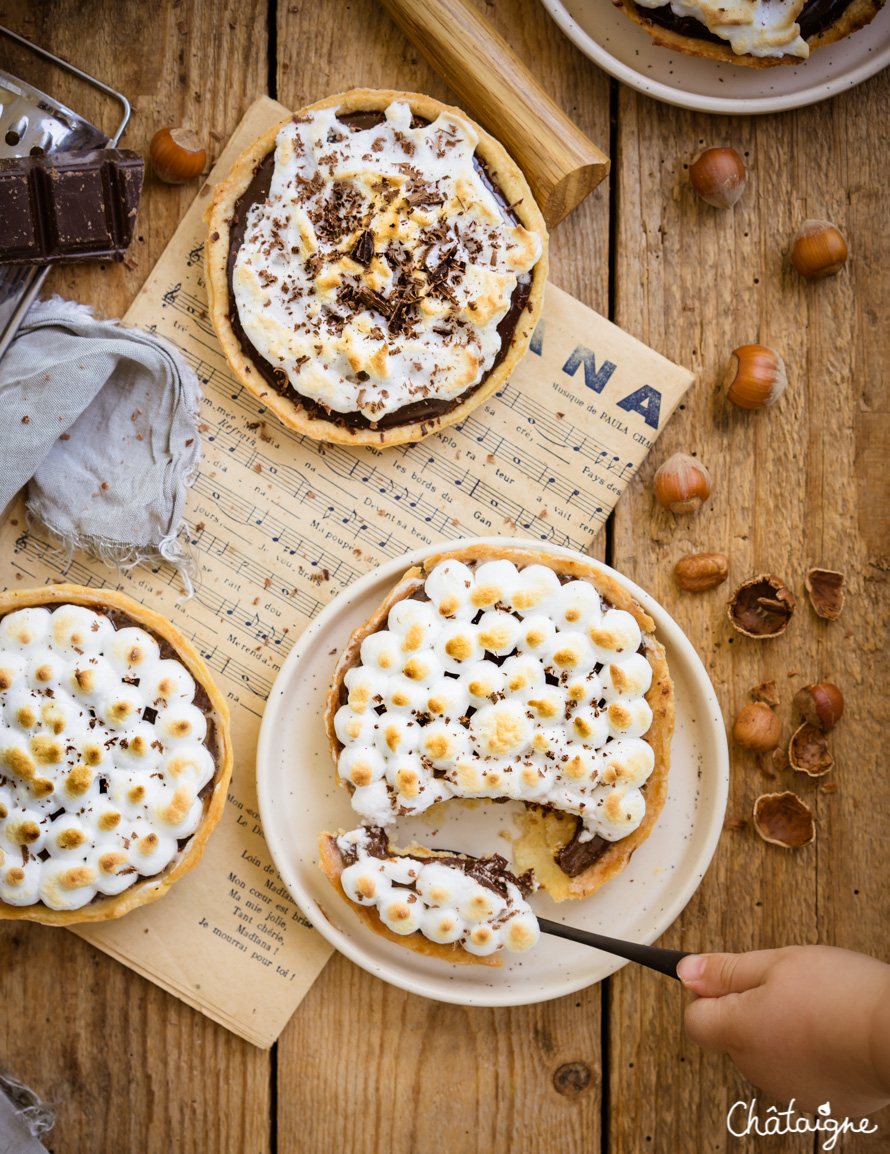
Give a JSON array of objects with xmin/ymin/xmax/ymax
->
[
  {"xmin": 541, "ymin": 0, "xmax": 890, "ymax": 114},
  {"xmin": 256, "ymin": 537, "xmax": 729, "ymax": 1007}
]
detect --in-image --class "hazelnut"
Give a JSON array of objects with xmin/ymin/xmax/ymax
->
[
  {"xmin": 689, "ymin": 146, "xmax": 747, "ymax": 209},
  {"xmin": 724, "ymin": 345, "xmax": 788, "ymax": 410},
  {"xmin": 733, "ymin": 702, "xmax": 781, "ymax": 752},
  {"xmin": 789, "ymin": 722, "xmax": 834, "ymax": 777},
  {"xmin": 150, "ymin": 126, "xmax": 206, "ymax": 184},
  {"xmin": 794, "ymin": 683, "xmax": 844, "ymax": 734},
  {"xmin": 790, "ymin": 220, "xmax": 848, "ymax": 280},
  {"xmin": 654, "ymin": 453, "xmax": 711, "ymax": 515},
  {"xmin": 753, "ymin": 791, "xmax": 815, "ymax": 849},
  {"xmin": 673, "ymin": 552, "xmax": 729, "ymax": 592},
  {"xmin": 805, "ymin": 568, "xmax": 845, "ymax": 620},
  {"xmin": 727, "ymin": 574, "xmax": 796, "ymax": 638}
]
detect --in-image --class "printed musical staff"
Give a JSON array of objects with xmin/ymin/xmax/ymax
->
[{"xmin": 1, "ymin": 163, "xmax": 687, "ymax": 723}]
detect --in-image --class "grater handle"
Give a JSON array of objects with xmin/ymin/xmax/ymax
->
[{"xmin": 0, "ymin": 23, "xmax": 130, "ymax": 144}]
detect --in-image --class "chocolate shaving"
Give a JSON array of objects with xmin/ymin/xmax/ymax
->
[{"xmin": 350, "ymin": 229, "xmax": 375, "ymax": 265}]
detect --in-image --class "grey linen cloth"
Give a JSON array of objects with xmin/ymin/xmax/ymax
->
[
  {"xmin": 0, "ymin": 1066, "xmax": 52, "ymax": 1154},
  {"xmin": 0, "ymin": 297, "xmax": 201, "ymax": 592}
]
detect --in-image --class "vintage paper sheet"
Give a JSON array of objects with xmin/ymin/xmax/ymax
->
[{"xmin": 0, "ymin": 98, "xmax": 693, "ymax": 1047}]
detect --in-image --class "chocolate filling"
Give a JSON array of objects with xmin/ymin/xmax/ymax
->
[
  {"xmin": 225, "ymin": 111, "xmax": 533, "ymax": 432},
  {"xmin": 340, "ymin": 826, "xmax": 535, "ymax": 899},
  {"xmin": 637, "ymin": 0, "xmax": 853, "ymax": 47}
]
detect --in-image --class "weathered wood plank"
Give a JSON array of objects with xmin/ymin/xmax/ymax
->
[
  {"xmin": 273, "ymin": 3, "xmax": 611, "ymax": 1151},
  {"xmin": 0, "ymin": 4, "xmax": 272, "ymax": 1152},
  {"xmin": 611, "ymin": 72, "xmax": 890, "ymax": 1152}
]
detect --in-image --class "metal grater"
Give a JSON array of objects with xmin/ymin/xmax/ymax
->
[{"xmin": 0, "ymin": 24, "xmax": 131, "ymax": 358}]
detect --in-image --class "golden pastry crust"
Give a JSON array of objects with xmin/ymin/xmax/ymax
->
[
  {"xmin": 323, "ymin": 544, "xmax": 674, "ymax": 915},
  {"xmin": 317, "ymin": 832, "xmax": 503, "ymax": 967},
  {"xmin": 612, "ymin": 0, "xmax": 885, "ymax": 67},
  {"xmin": 0, "ymin": 585, "xmax": 233, "ymax": 925},
  {"xmin": 205, "ymin": 88, "xmax": 548, "ymax": 446}
]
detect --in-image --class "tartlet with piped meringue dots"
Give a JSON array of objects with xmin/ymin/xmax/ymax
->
[
  {"xmin": 318, "ymin": 543, "xmax": 674, "ymax": 965},
  {"xmin": 205, "ymin": 89, "xmax": 547, "ymax": 447},
  {"xmin": 0, "ymin": 585, "xmax": 233, "ymax": 924}
]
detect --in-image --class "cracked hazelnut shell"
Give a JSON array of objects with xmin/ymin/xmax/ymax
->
[
  {"xmin": 733, "ymin": 702, "xmax": 781, "ymax": 752},
  {"xmin": 727, "ymin": 574, "xmax": 796, "ymax": 638},
  {"xmin": 750, "ymin": 681, "xmax": 780, "ymax": 706},
  {"xmin": 805, "ymin": 568, "xmax": 845, "ymax": 620},
  {"xmin": 753, "ymin": 791, "xmax": 815, "ymax": 848},
  {"xmin": 794, "ymin": 683, "xmax": 844, "ymax": 733},
  {"xmin": 789, "ymin": 722, "xmax": 834, "ymax": 777}
]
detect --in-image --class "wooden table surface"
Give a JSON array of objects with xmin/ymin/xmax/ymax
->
[{"xmin": 1, "ymin": 3, "xmax": 888, "ymax": 1152}]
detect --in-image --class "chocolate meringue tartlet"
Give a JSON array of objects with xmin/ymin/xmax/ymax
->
[
  {"xmin": 613, "ymin": 0, "xmax": 885, "ymax": 67},
  {"xmin": 0, "ymin": 585, "xmax": 233, "ymax": 924},
  {"xmin": 205, "ymin": 89, "xmax": 548, "ymax": 446},
  {"xmin": 319, "ymin": 544, "xmax": 674, "ymax": 965}
]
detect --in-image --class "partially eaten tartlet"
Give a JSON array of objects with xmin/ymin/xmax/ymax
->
[
  {"xmin": 319, "ymin": 544, "xmax": 674, "ymax": 964},
  {"xmin": 0, "ymin": 585, "xmax": 233, "ymax": 924},
  {"xmin": 612, "ymin": 0, "xmax": 885, "ymax": 67},
  {"xmin": 206, "ymin": 88, "xmax": 548, "ymax": 446}
]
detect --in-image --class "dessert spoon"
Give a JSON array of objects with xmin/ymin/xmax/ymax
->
[{"xmin": 537, "ymin": 918, "xmax": 692, "ymax": 980}]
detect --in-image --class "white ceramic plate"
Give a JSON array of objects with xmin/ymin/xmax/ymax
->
[
  {"xmin": 541, "ymin": 0, "xmax": 890, "ymax": 114},
  {"xmin": 257, "ymin": 537, "xmax": 729, "ymax": 1007}
]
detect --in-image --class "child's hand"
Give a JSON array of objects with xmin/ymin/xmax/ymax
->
[{"xmin": 678, "ymin": 945, "xmax": 890, "ymax": 1117}]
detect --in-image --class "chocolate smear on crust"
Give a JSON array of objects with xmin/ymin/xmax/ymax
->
[
  {"xmin": 557, "ymin": 818, "xmax": 609, "ymax": 876},
  {"xmin": 340, "ymin": 826, "xmax": 535, "ymax": 899}
]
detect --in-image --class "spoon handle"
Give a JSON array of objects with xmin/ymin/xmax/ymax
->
[{"xmin": 537, "ymin": 918, "xmax": 693, "ymax": 980}]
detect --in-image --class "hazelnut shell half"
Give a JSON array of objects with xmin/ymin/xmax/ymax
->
[
  {"xmin": 727, "ymin": 573, "xmax": 796, "ymax": 639},
  {"xmin": 753, "ymin": 791, "xmax": 816, "ymax": 848},
  {"xmin": 750, "ymin": 680, "xmax": 780, "ymax": 706},
  {"xmin": 789, "ymin": 722, "xmax": 834, "ymax": 777},
  {"xmin": 805, "ymin": 568, "xmax": 845, "ymax": 620}
]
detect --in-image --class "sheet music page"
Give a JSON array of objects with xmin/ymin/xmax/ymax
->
[{"xmin": 0, "ymin": 98, "xmax": 693, "ymax": 1048}]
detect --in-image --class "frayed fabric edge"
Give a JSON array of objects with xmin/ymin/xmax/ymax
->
[
  {"xmin": 0, "ymin": 1067, "xmax": 55, "ymax": 1139},
  {"xmin": 24, "ymin": 507, "xmax": 199, "ymax": 600}
]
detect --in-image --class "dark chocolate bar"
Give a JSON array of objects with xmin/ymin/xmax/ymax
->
[{"xmin": 0, "ymin": 149, "xmax": 144, "ymax": 264}]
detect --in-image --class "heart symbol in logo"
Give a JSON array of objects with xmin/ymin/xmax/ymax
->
[{"xmin": 818, "ymin": 1102, "xmax": 831, "ymax": 1117}]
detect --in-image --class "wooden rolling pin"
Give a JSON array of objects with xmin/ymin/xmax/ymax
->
[{"xmin": 377, "ymin": 0, "xmax": 609, "ymax": 227}]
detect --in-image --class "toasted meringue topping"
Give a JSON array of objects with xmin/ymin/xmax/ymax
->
[
  {"xmin": 335, "ymin": 559, "xmax": 655, "ymax": 844},
  {"xmin": 0, "ymin": 604, "xmax": 215, "ymax": 910},
  {"xmin": 232, "ymin": 102, "xmax": 542, "ymax": 423},
  {"xmin": 337, "ymin": 827, "xmax": 538, "ymax": 955},
  {"xmin": 633, "ymin": 0, "xmax": 809, "ymax": 58}
]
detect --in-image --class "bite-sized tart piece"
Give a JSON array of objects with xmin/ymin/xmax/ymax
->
[
  {"xmin": 0, "ymin": 585, "xmax": 233, "ymax": 924},
  {"xmin": 205, "ymin": 88, "xmax": 548, "ymax": 446},
  {"xmin": 323, "ymin": 544, "xmax": 674, "ymax": 919},
  {"xmin": 613, "ymin": 0, "xmax": 885, "ymax": 67},
  {"xmin": 318, "ymin": 826, "xmax": 539, "ymax": 967}
]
